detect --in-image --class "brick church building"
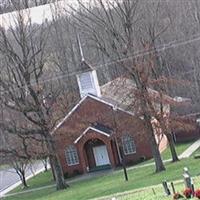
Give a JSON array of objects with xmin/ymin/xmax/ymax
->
[{"xmin": 52, "ymin": 40, "xmax": 169, "ymax": 176}]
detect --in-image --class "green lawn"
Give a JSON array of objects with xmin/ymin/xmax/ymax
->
[
  {"xmin": 138, "ymin": 141, "xmax": 194, "ymax": 166},
  {"xmin": 10, "ymin": 171, "xmax": 55, "ymax": 193},
  {"xmin": 4, "ymin": 157, "xmax": 200, "ymax": 200},
  {"xmin": 194, "ymin": 147, "xmax": 200, "ymax": 154},
  {"xmin": 161, "ymin": 141, "xmax": 194, "ymax": 160}
]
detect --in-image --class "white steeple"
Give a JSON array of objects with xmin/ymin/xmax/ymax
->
[{"xmin": 76, "ymin": 35, "xmax": 101, "ymax": 98}]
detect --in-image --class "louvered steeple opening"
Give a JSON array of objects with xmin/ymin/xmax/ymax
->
[{"xmin": 76, "ymin": 34, "xmax": 101, "ymax": 98}]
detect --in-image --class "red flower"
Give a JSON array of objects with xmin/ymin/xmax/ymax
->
[
  {"xmin": 195, "ymin": 189, "xmax": 200, "ymax": 199},
  {"xmin": 183, "ymin": 188, "xmax": 193, "ymax": 198}
]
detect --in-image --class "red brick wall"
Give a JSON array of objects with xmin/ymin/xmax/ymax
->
[
  {"xmin": 172, "ymin": 117, "xmax": 200, "ymax": 143},
  {"xmin": 53, "ymin": 96, "xmax": 166, "ymax": 176},
  {"xmin": 174, "ymin": 129, "xmax": 200, "ymax": 142}
]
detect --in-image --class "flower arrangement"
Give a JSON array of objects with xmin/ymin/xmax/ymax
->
[
  {"xmin": 173, "ymin": 192, "xmax": 184, "ymax": 199},
  {"xmin": 195, "ymin": 189, "xmax": 200, "ymax": 199},
  {"xmin": 183, "ymin": 188, "xmax": 193, "ymax": 199},
  {"xmin": 172, "ymin": 188, "xmax": 200, "ymax": 199}
]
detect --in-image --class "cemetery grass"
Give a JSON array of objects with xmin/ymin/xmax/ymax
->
[
  {"xmin": 118, "ymin": 177, "xmax": 200, "ymax": 200},
  {"xmin": 4, "ymin": 157, "xmax": 200, "ymax": 200}
]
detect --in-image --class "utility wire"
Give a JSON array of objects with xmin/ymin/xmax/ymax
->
[{"xmin": 1, "ymin": 32, "xmax": 200, "ymax": 95}]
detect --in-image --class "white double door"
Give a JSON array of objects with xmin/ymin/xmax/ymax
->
[{"xmin": 93, "ymin": 145, "xmax": 110, "ymax": 166}]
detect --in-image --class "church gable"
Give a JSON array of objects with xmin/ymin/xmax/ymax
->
[{"xmin": 53, "ymin": 95, "xmax": 114, "ymax": 137}]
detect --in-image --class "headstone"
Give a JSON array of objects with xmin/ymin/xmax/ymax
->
[
  {"xmin": 183, "ymin": 173, "xmax": 192, "ymax": 189},
  {"xmin": 162, "ymin": 181, "xmax": 171, "ymax": 196},
  {"xmin": 183, "ymin": 167, "xmax": 193, "ymax": 189},
  {"xmin": 184, "ymin": 167, "xmax": 191, "ymax": 176}
]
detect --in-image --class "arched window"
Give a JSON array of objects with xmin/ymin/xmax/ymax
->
[
  {"xmin": 65, "ymin": 145, "xmax": 79, "ymax": 166},
  {"xmin": 121, "ymin": 135, "xmax": 136, "ymax": 155}
]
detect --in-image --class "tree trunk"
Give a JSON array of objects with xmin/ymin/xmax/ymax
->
[
  {"xmin": 158, "ymin": 120, "xmax": 179, "ymax": 162},
  {"xmin": 166, "ymin": 133, "xmax": 179, "ymax": 162},
  {"xmin": 135, "ymin": 74, "xmax": 166, "ymax": 172},
  {"xmin": 42, "ymin": 158, "xmax": 48, "ymax": 172},
  {"xmin": 44, "ymin": 161, "xmax": 48, "ymax": 172},
  {"xmin": 49, "ymin": 154, "xmax": 67, "ymax": 190},
  {"xmin": 19, "ymin": 171, "xmax": 28, "ymax": 189},
  {"xmin": 145, "ymin": 114, "xmax": 166, "ymax": 172},
  {"xmin": 49, "ymin": 156, "xmax": 56, "ymax": 181},
  {"xmin": 46, "ymin": 134, "xmax": 67, "ymax": 190}
]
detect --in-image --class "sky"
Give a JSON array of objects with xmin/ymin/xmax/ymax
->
[{"xmin": 0, "ymin": 0, "xmax": 94, "ymax": 29}]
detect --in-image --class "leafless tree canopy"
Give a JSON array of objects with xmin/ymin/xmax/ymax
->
[{"xmin": 1, "ymin": 0, "xmax": 200, "ymax": 186}]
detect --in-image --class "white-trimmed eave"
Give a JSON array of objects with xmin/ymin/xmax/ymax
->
[
  {"xmin": 51, "ymin": 94, "xmax": 135, "ymax": 135},
  {"xmin": 51, "ymin": 95, "xmax": 88, "ymax": 135},
  {"xmin": 74, "ymin": 126, "xmax": 111, "ymax": 144}
]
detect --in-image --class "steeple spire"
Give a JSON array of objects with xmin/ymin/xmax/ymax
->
[
  {"xmin": 76, "ymin": 33, "xmax": 94, "ymax": 72},
  {"xmin": 76, "ymin": 33, "xmax": 101, "ymax": 98},
  {"xmin": 77, "ymin": 34, "xmax": 85, "ymax": 62}
]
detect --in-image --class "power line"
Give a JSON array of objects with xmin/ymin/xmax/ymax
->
[{"xmin": 1, "ymin": 32, "xmax": 200, "ymax": 95}]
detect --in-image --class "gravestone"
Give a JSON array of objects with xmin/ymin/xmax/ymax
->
[
  {"xmin": 184, "ymin": 167, "xmax": 190, "ymax": 176},
  {"xmin": 162, "ymin": 181, "xmax": 171, "ymax": 196},
  {"xmin": 183, "ymin": 167, "xmax": 193, "ymax": 189},
  {"xmin": 183, "ymin": 173, "xmax": 192, "ymax": 189}
]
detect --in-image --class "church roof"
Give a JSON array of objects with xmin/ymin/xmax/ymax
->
[
  {"xmin": 52, "ymin": 77, "xmax": 175, "ymax": 134},
  {"xmin": 101, "ymin": 77, "xmax": 176, "ymax": 113},
  {"xmin": 51, "ymin": 93, "xmax": 134, "ymax": 135}
]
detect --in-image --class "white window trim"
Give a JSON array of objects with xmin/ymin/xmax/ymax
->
[
  {"xmin": 122, "ymin": 135, "xmax": 136, "ymax": 155},
  {"xmin": 65, "ymin": 146, "xmax": 79, "ymax": 166}
]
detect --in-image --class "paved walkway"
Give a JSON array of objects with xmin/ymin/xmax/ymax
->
[
  {"xmin": 2, "ymin": 139, "xmax": 200, "ymax": 198},
  {"xmin": 0, "ymin": 162, "xmax": 50, "ymax": 197},
  {"xmin": 179, "ymin": 138, "xmax": 200, "ymax": 159}
]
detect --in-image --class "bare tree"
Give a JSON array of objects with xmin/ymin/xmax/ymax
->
[
  {"xmin": 70, "ymin": 0, "xmax": 170, "ymax": 172},
  {"xmin": 0, "ymin": 6, "xmax": 67, "ymax": 189},
  {"xmin": 0, "ymin": 149, "xmax": 30, "ymax": 188},
  {"xmin": 138, "ymin": 1, "xmax": 179, "ymax": 162},
  {"xmin": 0, "ymin": 127, "xmax": 30, "ymax": 189}
]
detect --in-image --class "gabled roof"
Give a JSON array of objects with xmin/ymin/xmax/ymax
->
[
  {"xmin": 101, "ymin": 77, "xmax": 176, "ymax": 113},
  {"xmin": 51, "ymin": 94, "xmax": 134, "ymax": 135},
  {"xmin": 74, "ymin": 126, "xmax": 112, "ymax": 144}
]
